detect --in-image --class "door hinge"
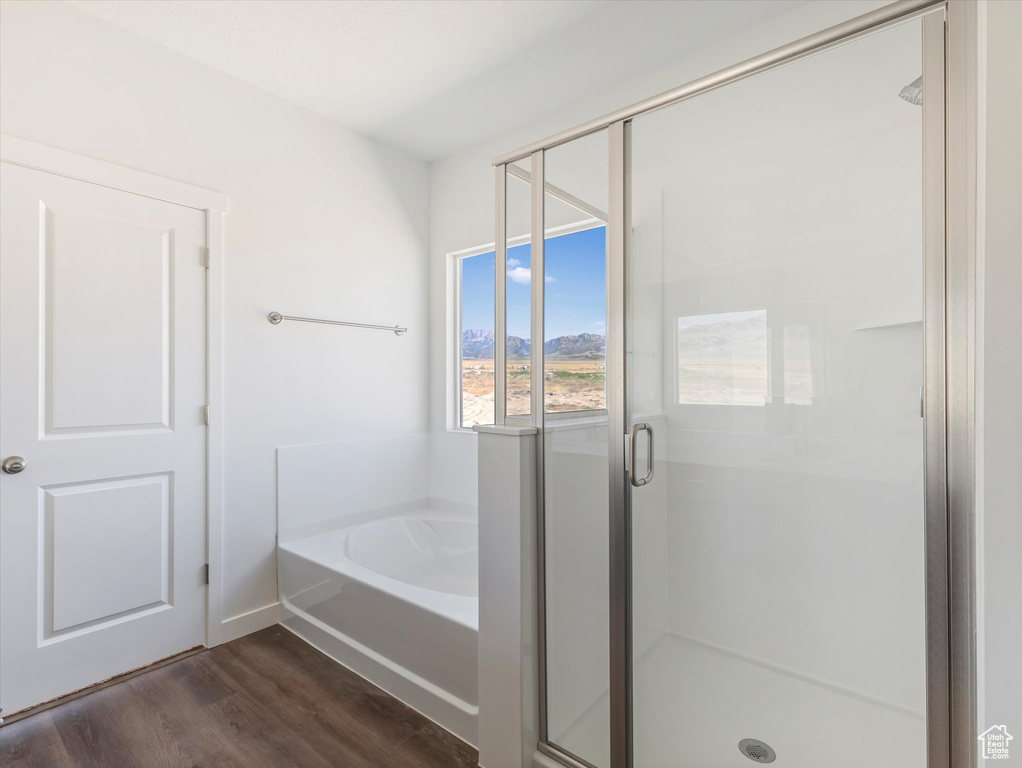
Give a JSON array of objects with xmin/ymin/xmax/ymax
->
[
  {"xmin": 203, "ymin": 564, "xmax": 209, "ymax": 585},
  {"xmin": 203, "ymin": 246, "xmax": 210, "ymax": 269},
  {"xmin": 204, "ymin": 405, "xmax": 210, "ymax": 426}
]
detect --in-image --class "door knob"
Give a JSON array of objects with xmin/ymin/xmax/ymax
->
[{"xmin": 1, "ymin": 456, "xmax": 26, "ymax": 474}]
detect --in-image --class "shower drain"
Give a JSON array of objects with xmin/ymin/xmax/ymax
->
[{"xmin": 738, "ymin": 738, "xmax": 777, "ymax": 763}]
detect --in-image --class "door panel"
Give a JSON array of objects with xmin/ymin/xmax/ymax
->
[
  {"xmin": 47, "ymin": 474, "xmax": 170, "ymax": 634},
  {"xmin": 0, "ymin": 163, "xmax": 207, "ymax": 714},
  {"xmin": 44, "ymin": 205, "xmax": 172, "ymax": 434}
]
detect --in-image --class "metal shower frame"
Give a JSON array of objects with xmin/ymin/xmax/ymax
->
[{"xmin": 491, "ymin": 1, "xmax": 979, "ymax": 766}]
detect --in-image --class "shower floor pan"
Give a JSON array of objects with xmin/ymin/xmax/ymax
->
[{"xmin": 552, "ymin": 634, "xmax": 925, "ymax": 768}]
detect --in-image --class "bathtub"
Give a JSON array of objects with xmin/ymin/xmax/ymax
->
[{"xmin": 278, "ymin": 508, "xmax": 479, "ymax": 744}]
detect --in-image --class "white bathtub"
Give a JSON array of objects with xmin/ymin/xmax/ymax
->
[{"xmin": 278, "ymin": 508, "xmax": 479, "ymax": 744}]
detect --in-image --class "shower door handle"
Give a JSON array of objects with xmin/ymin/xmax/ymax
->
[{"xmin": 629, "ymin": 423, "xmax": 654, "ymax": 487}]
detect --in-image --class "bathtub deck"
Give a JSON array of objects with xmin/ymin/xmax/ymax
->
[{"xmin": 0, "ymin": 625, "xmax": 478, "ymax": 768}]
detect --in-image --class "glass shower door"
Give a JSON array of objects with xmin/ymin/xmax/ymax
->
[{"xmin": 626, "ymin": 16, "xmax": 933, "ymax": 768}]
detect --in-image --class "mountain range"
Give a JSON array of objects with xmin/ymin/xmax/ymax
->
[{"xmin": 462, "ymin": 329, "xmax": 605, "ymax": 360}]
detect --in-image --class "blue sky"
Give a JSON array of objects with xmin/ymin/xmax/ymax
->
[{"xmin": 460, "ymin": 225, "xmax": 606, "ymax": 341}]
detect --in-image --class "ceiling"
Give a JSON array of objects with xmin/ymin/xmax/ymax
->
[{"xmin": 67, "ymin": 0, "xmax": 806, "ymax": 161}]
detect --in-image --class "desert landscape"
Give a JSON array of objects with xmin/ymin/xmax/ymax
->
[
  {"xmin": 460, "ymin": 329, "xmax": 607, "ymax": 426},
  {"xmin": 461, "ymin": 358, "xmax": 607, "ymax": 426}
]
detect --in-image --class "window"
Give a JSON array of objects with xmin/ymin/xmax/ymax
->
[
  {"xmin": 544, "ymin": 225, "xmax": 606, "ymax": 414},
  {"xmin": 458, "ymin": 249, "xmax": 496, "ymax": 428},
  {"xmin": 454, "ymin": 223, "xmax": 607, "ymax": 429}
]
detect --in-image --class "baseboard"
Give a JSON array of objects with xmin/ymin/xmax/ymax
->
[{"xmin": 218, "ymin": 602, "xmax": 281, "ymax": 644}]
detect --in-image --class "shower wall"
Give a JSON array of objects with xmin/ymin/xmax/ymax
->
[{"xmin": 630, "ymin": 19, "xmax": 926, "ymax": 712}]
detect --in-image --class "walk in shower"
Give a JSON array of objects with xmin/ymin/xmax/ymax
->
[{"xmin": 489, "ymin": 1, "xmax": 973, "ymax": 766}]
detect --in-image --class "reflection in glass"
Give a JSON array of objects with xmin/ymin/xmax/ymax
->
[
  {"xmin": 674, "ymin": 309, "xmax": 818, "ymax": 407},
  {"xmin": 677, "ymin": 309, "xmax": 767, "ymax": 406}
]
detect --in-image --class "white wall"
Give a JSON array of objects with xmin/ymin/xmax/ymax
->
[
  {"xmin": 978, "ymin": 0, "xmax": 1022, "ymax": 746},
  {"xmin": 277, "ymin": 436, "xmax": 429, "ymax": 543},
  {"xmin": 0, "ymin": 1, "xmax": 430, "ymax": 634}
]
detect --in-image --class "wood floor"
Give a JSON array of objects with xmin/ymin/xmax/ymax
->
[{"xmin": 0, "ymin": 625, "xmax": 478, "ymax": 768}]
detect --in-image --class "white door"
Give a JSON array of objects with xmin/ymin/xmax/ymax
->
[{"xmin": 0, "ymin": 162, "xmax": 208, "ymax": 715}]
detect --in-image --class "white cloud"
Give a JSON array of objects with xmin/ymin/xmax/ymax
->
[
  {"xmin": 507, "ymin": 266, "xmax": 532, "ymax": 284},
  {"xmin": 506, "ymin": 265, "xmax": 556, "ymax": 285},
  {"xmin": 592, "ymin": 320, "xmax": 606, "ymax": 329}
]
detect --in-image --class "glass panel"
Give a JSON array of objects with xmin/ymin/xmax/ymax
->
[
  {"xmin": 628, "ymin": 18, "xmax": 927, "ymax": 768},
  {"xmin": 458, "ymin": 249, "xmax": 496, "ymax": 428},
  {"xmin": 541, "ymin": 129, "xmax": 610, "ymax": 766},
  {"xmin": 545, "ymin": 225, "xmax": 607, "ymax": 413},
  {"xmin": 506, "ymin": 164, "xmax": 532, "ymax": 418}
]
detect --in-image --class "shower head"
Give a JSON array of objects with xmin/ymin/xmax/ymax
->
[{"xmin": 899, "ymin": 76, "xmax": 923, "ymax": 106}]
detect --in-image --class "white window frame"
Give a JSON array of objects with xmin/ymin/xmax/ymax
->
[
  {"xmin": 448, "ymin": 218, "xmax": 608, "ymax": 433},
  {"xmin": 448, "ymin": 241, "xmax": 503, "ymax": 433}
]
